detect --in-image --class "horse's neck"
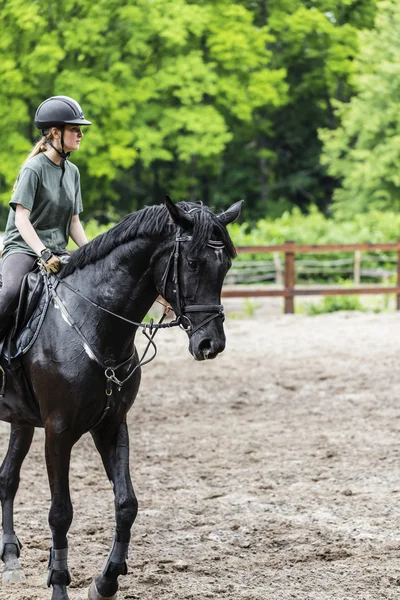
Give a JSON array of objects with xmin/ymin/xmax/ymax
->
[{"xmin": 65, "ymin": 238, "xmax": 161, "ymax": 351}]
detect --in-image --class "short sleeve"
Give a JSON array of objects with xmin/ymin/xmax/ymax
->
[
  {"xmin": 74, "ymin": 169, "xmax": 83, "ymax": 215},
  {"xmin": 9, "ymin": 167, "xmax": 39, "ymax": 212}
]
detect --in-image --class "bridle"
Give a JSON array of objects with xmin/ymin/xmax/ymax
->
[
  {"xmin": 159, "ymin": 227, "xmax": 226, "ymax": 337},
  {"xmin": 42, "ymin": 227, "xmax": 227, "ymax": 405}
]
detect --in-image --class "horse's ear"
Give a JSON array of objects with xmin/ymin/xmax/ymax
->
[
  {"xmin": 218, "ymin": 200, "xmax": 244, "ymax": 226},
  {"xmin": 165, "ymin": 195, "xmax": 193, "ymax": 229}
]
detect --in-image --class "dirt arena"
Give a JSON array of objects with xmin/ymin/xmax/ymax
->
[{"xmin": 1, "ymin": 308, "xmax": 400, "ymax": 599}]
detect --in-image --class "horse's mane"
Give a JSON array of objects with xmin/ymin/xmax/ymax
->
[{"xmin": 60, "ymin": 202, "xmax": 236, "ymax": 278}]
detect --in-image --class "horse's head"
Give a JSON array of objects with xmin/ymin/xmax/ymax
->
[{"xmin": 154, "ymin": 197, "xmax": 242, "ymax": 361}]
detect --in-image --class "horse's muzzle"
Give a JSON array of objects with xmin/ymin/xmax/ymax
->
[{"xmin": 189, "ymin": 333, "xmax": 226, "ymax": 361}]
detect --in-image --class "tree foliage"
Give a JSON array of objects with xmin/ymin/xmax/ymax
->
[
  {"xmin": 260, "ymin": 0, "xmax": 377, "ymax": 216},
  {"xmin": 0, "ymin": 0, "xmax": 378, "ymax": 224},
  {"xmin": 229, "ymin": 205, "xmax": 400, "ymax": 246},
  {"xmin": 320, "ymin": 1, "xmax": 400, "ymax": 218}
]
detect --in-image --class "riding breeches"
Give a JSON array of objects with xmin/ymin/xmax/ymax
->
[{"xmin": 0, "ymin": 253, "xmax": 38, "ymax": 339}]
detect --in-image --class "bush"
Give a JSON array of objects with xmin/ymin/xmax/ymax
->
[
  {"xmin": 227, "ymin": 207, "xmax": 400, "ymax": 284},
  {"xmin": 305, "ymin": 295, "xmax": 364, "ymax": 315},
  {"xmin": 228, "ymin": 206, "xmax": 400, "ymax": 247}
]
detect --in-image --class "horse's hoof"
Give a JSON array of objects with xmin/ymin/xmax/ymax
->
[
  {"xmin": 88, "ymin": 579, "xmax": 118, "ymax": 600},
  {"xmin": 2, "ymin": 567, "xmax": 26, "ymax": 584}
]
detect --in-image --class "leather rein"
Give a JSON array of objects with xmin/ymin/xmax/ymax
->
[{"xmin": 43, "ymin": 229, "xmax": 226, "ymax": 399}]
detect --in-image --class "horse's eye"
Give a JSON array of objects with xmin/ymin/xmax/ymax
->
[{"xmin": 188, "ymin": 259, "xmax": 198, "ymax": 270}]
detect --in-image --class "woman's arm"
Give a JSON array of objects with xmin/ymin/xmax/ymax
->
[
  {"xmin": 15, "ymin": 204, "xmax": 46, "ymax": 255},
  {"xmin": 69, "ymin": 214, "xmax": 88, "ymax": 247}
]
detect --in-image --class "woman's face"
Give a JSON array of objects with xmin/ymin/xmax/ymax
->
[
  {"xmin": 62, "ymin": 125, "xmax": 84, "ymax": 152},
  {"xmin": 52, "ymin": 125, "xmax": 84, "ymax": 152}
]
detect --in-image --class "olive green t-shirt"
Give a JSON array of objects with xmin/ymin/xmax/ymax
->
[{"xmin": 2, "ymin": 153, "xmax": 83, "ymax": 261}]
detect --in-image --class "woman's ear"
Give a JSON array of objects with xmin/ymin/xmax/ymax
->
[{"xmin": 51, "ymin": 127, "xmax": 61, "ymax": 139}]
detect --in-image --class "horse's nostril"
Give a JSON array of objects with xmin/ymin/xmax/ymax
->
[
  {"xmin": 198, "ymin": 338, "xmax": 212, "ymax": 353},
  {"xmin": 195, "ymin": 337, "xmax": 225, "ymax": 360}
]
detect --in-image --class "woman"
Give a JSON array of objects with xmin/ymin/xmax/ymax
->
[{"xmin": 0, "ymin": 95, "xmax": 91, "ymax": 341}]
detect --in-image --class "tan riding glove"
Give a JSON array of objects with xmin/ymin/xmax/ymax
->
[{"xmin": 39, "ymin": 249, "xmax": 62, "ymax": 273}]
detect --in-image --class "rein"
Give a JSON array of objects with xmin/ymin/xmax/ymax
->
[
  {"xmin": 40, "ymin": 229, "xmax": 226, "ymax": 403},
  {"xmin": 52, "ymin": 276, "xmax": 181, "ymax": 331},
  {"xmin": 45, "ymin": 275, "xmax": 172, "ymax": 396}
]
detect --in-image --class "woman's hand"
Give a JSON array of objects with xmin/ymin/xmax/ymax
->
[{"xmin": 39, "ymin": 249, "xmax": 61, "ymax": 273}]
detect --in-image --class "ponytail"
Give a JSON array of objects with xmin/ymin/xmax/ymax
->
[
  {"xmin": 24, "ymin": 130, "xmax": 54, "ymax": 165},
  {"xmin": 13, "ymin": 130, "xmax": 55, "ymax": 191}
]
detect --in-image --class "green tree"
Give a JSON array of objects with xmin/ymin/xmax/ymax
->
[
  {"xmin": 263, "ymin": 0, "xmax": 376, "ymax": 215},
  {"xmin": 0, "ymin": 0, "xmax": 288, "ymax": 221},
  {"xmin": 206, "ymin": 0, "xmax": 376, "ymax": 220},
  {"xmin": 0, "ymin": 0, "xmax": 380, "ymax": 224},
  {"xmin": 320, "ymin": 1, "xmax": 400, "ymax": 217}
]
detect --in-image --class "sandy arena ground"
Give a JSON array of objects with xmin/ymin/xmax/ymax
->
[{"xmin": 1, "ymin": 308, "xmax": 400, "ymax": 599}]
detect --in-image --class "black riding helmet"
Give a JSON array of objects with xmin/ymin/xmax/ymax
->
[
  {"xmin": 34, "ymin": 96, "xmax": 91, "ymax": 186},
  {"xmin": 34, "ymin": 96, "xmax": 92, "ymax": 130}
]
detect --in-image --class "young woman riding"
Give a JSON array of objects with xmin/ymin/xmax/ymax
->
[{"xmin": 0, "ymin": 95, "xmax": 91, "ymax": 341}]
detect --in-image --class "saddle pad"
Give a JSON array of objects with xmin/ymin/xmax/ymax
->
[
  {"xmin": 4, "ymin": 285, "xmax": 50, "ymax": 360},
  {"xmin": 14, "ymin": 271, "xmax": 44, "ymax": 333}
]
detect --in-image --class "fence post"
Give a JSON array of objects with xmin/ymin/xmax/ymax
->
[
  {"xmin": 397, "ymin": 240, "xmax": 400, "ymax": 311},
  {"xmin": 284, "ymin": 241, "xmax": 295, "ymax": 314}
]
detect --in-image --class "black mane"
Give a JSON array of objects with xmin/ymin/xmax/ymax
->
[{"xmin": 60, "ymin": 202, "xmax": 236, "ymax": 278}]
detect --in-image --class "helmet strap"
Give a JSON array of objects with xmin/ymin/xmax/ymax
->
[{"xmin": 45, "ymin": 126, "xmax": 70, "ymax": 187}]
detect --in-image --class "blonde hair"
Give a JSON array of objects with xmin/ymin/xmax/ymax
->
[
  {"xmin": 24, "ymin": 130, "xmax": 55, "ymax": 165},
  {"xmin": 13, "ymin": 130, "xmax": 56, "ymax": 191}
]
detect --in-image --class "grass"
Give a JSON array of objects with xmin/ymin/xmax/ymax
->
[
  {"xmin": 300, "ymin": 293, "xmax": 395, "ymax": 315},
  {"xmin": 305, "ymin": 295, "xmax": 364, "ymax": 315}
]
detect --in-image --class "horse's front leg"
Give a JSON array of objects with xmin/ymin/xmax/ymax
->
[
  {"xmin": 89, "ymin": 419, "xmax": 138, "ymax": 600},
  {"xmin": 45, "ymin": 423, "xmax": 76, "ymax": 600},
  {"xmin": 0, "ymin": 423, "xmax": 34, "ymax": 584}
]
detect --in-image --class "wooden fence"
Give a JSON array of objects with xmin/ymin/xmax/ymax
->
[{"xmin": 221, "ymin": 241, "xmax": 400, "ymax": 314}]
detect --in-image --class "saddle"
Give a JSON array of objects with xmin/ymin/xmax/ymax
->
[
  {"xmin": 0, "ymin": 271, "xmax": 49, "ymax": 406},
  {"xmin": 4, "ymin": 270, "xmax": 48, "ymax": 360}
]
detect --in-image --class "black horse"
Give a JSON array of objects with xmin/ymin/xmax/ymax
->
[{"xmin": 0, "ymin": 197, "xmax": 242, "ymax": 600}]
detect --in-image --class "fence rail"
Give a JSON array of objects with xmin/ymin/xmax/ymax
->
[{"xmin": 221, "ymin": 241, "xmax": 400, "ymax": 313}]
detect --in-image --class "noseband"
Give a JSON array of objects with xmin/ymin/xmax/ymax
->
[{"xmin": 160, "ymin": 228, "xmax": 225, "ymax": 337}]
